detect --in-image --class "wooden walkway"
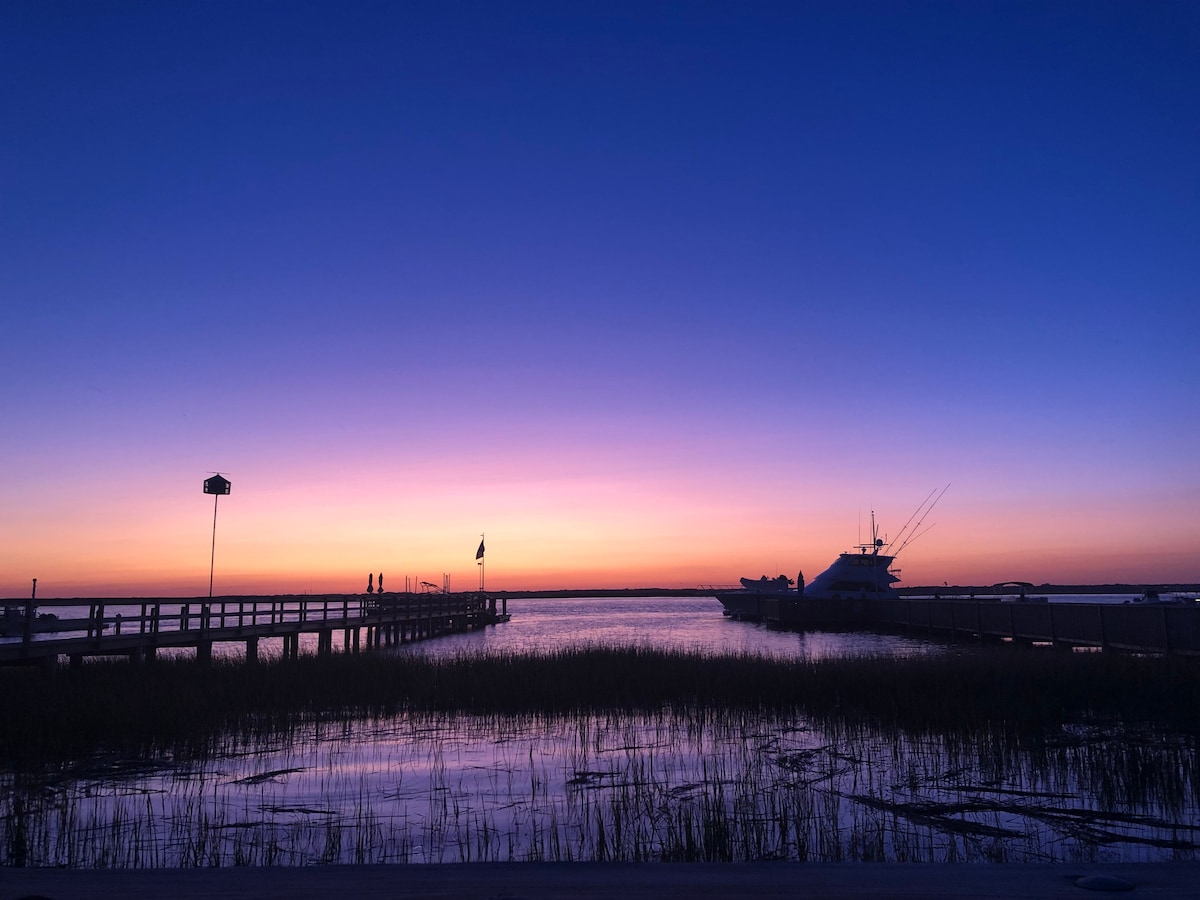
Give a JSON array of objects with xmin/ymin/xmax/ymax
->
[
  {"xmin": 758, "ymin": 596, "xmax": 1200, "ymax": 654},
  {"xmin": 0, "ymin": 593, "xmax": 508, "ymax": 668}
]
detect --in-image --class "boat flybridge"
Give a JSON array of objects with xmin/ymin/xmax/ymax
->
[{"xmin": 716, "ymin": 487, "xmax": 948, "ymax": 621}]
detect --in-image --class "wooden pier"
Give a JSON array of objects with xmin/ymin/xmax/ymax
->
[
  {"xmin": 0, "ymin": 593, "xmax": 509, "ymax": 669},
  {"xmin": 755, "ymin": 595, "xmax": 1200, "ymax": 654}
]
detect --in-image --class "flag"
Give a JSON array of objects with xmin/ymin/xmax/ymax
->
[{"xmin": 476, "ymin": 539, "xmax": 485, "ymax": 560}]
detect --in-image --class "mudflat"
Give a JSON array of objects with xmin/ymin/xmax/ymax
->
[{"xmin": 4, "ymin": 862, "xmax": 1198, "ymax": 899}]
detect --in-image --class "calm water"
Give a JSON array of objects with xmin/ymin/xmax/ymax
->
[
  {"xmin": 392, "ymin": 595, "xmax": 947, "ymax": 660},
  {"xmin": 2, "ymin": 596, "xmax": 1197, "ymax": 866},
  {"xmin": 2, "ymin": 594, "xmax": 950, "ymax": 661},
  {"xmin": 3, "ymin": 592, "xmax": 1173, "ymax": 660}
]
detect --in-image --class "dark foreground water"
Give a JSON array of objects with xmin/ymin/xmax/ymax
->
[{"xmin": 2, "ymin": 597, "xmax": 1196, "ymax": 866}]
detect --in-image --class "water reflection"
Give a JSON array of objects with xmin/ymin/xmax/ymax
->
[
  {"xmin": 392, "ymin": 596, "xmax": 946, "ymax": 660},
  {"xmin": 3, "ymin": 710, "xmax": 1194, "ymax": 866}
]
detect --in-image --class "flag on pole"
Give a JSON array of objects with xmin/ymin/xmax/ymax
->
[{"xmin": 476, "ymin": 539, "xmax": 485, "ymax": 560}]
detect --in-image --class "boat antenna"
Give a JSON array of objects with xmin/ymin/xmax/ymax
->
[{"xmin": 889, "ymin": 484, "xmax": 950, "ymax": 556}]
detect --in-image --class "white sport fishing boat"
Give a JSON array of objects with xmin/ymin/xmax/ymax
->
[{"xmin": 716, "ymin": 488, "xmax": 947, "ymax": 624}]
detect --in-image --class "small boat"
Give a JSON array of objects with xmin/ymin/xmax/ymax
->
[
  {"xmin": 719, "ymin": 574, "xmax": 801, "ymax": 621},
  {"xmin": 994, "ymin": 582, "xmax": 1049, "ymax": 603},
  {"xmin": 740, "ymin": 574, "xmax": 795, "ymax": 594},
  {"xmin": 1, "ymin": 605, "xmax": 61, "ymax": 636},
  {"xmin": 1126, "ymin": 588, "xmax": 1192, "ymax": 605}
]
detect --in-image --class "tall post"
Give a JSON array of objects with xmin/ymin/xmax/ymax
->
[
  {"xmin": 24, "ymin": 578, "xmax": 37, "ymax": 646},
  {"xmin": 202, "ymin": 474, "xmax": 231, "ymax": 599},
  {"xmin": 209, "ymin": 491, "xmax": 219, "ymax": 599}
]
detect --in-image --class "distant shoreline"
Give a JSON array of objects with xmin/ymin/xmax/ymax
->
[
  {"xmin": 898, "ymin": 583, "xmax": 1200, "ymax": 596},
  {"xmin": 467, "ymin": 584, "xmax": 1200, "ymax": 599},
  {"xmin": 9, "ymin": 583, "xmax": 1198, "ymax": 604}
]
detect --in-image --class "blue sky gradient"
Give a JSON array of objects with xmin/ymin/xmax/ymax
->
[{"xmin": 3, "ymin": 1, "xmax": 1197, "ymax": 596}]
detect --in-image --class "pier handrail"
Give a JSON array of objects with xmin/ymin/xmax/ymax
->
[{"xmin": 1, "ymin": 592, "xmax": 496, "ymax": 665}]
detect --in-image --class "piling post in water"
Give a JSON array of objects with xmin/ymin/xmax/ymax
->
[{"xmin": 23, "ymin": 578, "xmax": 35, "ymax": 646}]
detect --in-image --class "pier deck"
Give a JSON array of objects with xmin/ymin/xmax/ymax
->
[
  {"xmin": 0, "ymin": 593, "xmax": 508, "ymax": 667},
  {"xmin": 753, "ymin": 596, "xmax": 1200, "ymax": 654}
]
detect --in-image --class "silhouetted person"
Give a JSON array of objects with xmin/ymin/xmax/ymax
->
[
  {"xmin": 378, "ymin": 572, "xmax": 384, "ymax": 593},
  {"xmin": 367, "ymin": 572, "xmax": 374, "ymax": 594}
]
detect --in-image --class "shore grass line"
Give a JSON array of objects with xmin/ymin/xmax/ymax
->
[{"xmin": 2, "ymin": 646, "xmax": 1198, "ymax": 764}]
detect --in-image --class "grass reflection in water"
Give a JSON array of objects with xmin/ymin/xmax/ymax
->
[{"xmin": 1, "ymin": 647, "xmax": 1197, "ymax": 865}]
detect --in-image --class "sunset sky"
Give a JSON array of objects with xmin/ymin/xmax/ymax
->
[{"xmin": 3, "ymin": 1, "xmax": 1197, "ymax": 598}]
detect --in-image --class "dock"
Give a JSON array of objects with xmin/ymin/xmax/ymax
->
[
  {"xmin": 747, "ymin": 595, "xmax": 1200, "ymax": 654},
  {"xmin": 0, "ymin": 593, "xmax": 510, "ymax": 668}
]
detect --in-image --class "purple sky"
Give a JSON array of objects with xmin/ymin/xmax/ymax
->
[{"xmin": 2, "ymin": 1, "xmax": 1197, "ymax": 597}]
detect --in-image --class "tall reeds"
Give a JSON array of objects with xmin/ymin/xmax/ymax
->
[
  {"xmin": 2, "ymin": 645, "xmax": 1198, "ymax": 765},
  {"xmin": 2, "ymin": 645, "xmax": 1197, "ymax": 867},
  {"xmin": 3, "ymin": 704, "xmax": 1194, "ymax": 867}
]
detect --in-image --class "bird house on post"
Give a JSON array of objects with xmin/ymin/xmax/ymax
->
[
  {"xmin": 204, "ymin": 474, "xmax": 231, "ymax": 496},
  {"xmin": 203, "ymin": 474, "xmax": 231, "ymax": 597}
]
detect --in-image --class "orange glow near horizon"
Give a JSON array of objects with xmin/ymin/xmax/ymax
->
[{"xmin": 6, "ymin": 468, "xmax": 1197, "ymax": 599}]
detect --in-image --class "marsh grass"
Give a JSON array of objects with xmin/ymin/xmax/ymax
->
[
  {"xmin": 2, "ymin": 645, "xmax": 1198, "ymax": 765},
  {"xmin": 2, "ymin": 706, "xmax": 1195, "ymax": 867},
  {"xmin": 2, "ymin": 646, "xmax": 1197, "ymax": 866}
]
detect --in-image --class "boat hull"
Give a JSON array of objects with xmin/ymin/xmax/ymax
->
[
  {"xmin": 716, "ymin": 592, "xmax": 872, "ymax": 628},
  {"xmin": 716, "ymin": 591, "xmax": 782, "ymax": 621}
]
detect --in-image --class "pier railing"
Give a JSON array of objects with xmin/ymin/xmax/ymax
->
[
  {"xmin": 0, "ymin": 593, "xmax": 500, "ymax": 668},
  {"xmin": 760, "ymin": 595, "xmax": 1200, "ymax": 655}
]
